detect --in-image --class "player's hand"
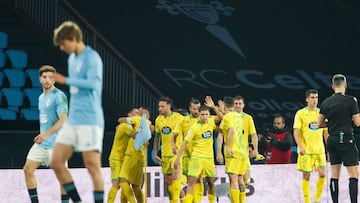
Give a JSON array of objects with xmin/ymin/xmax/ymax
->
[
  {"xmin": 249, "ymin": 150, "xmax": 258, "ymax": 158},
  {"xmin": 53, "ymin": 73, "xmax": 67, "ymax": 84},
  {"xmin": 227, "ymin": 148, "xmax": 234, "ymax": 157},
  {"xmin": 299, "ymin": 146, "xmax": 306, "ymax": 155},
  {"xmin": 216, "ymin": 152, "xmax": 224, "ymax": 164},
  {"xmin": 172, "ymin": 145, "xmax": 178, "ymax": 155},
  {"xmin": 217, "ymin": 100, "xmax": 225, "ymax": 113},
  {"xmin": 154, "ymin": 155, "xmax": 162, "ymax": 165},
  {"xmin": 204, "ymin": 96, "xmax": 215, "ymax": 108},
  {"xmin": 34, "ymin": 133, "xmax": 46, "ymax": 144}
]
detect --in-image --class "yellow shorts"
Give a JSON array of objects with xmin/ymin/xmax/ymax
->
[
  {"xmin": 119, "ymin": 155, "xmax": 144, "ymax": 185},
  {"xmin": 245, "ymin": 157, "xmax": 251, "ymax": 172},
  {"xmin": 188, "ymin": 157, "xmax": 215, "ymax": 178},
  {"xmin": 225, "ymin": 157, "xmax": 247, "ymax": 175},
  {"xmin": 297, "ymin": 153, "xmax": 326, "ymax": 173},
  {"xmin": 182, "ymin": 155, "xmax": 190, "ymax": 176},
  {"xmin": 161, "ymin": 156, "xmax": 178, "ymax": 175},
  {"xmin": 109, "ymin": 158, "xmax": 123, "ymax": 180}
]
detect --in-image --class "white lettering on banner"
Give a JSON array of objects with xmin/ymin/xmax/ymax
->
[
  {"xmin": 1, "ymin": 164, "xmax": 359, "ymax": 202},
  {"xmin": 163, "ymin": 68, "xmax": 360, "ymax": 90}
]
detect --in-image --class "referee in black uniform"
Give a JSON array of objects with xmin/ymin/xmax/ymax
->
[{"xmin": 318, "ymin": 74, "xmax": 360, "ymax": 203}]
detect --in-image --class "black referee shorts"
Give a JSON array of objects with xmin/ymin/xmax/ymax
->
[{"xmin": 327, "ymin": 135, "xmax": 359, "ymax": 166}]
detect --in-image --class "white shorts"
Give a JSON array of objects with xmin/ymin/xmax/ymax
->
[
  {"xmin": 26, "ymin": 143, "xmax": 52, "ymax": 167},
  {"xmin": 55, "ymin": 123, "xmax": 104, "ymax": 153}
]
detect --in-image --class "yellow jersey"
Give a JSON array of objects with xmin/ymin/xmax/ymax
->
[
  {"xmin": 293, "ymin": 107, "xmax": 325, "ymax": 154},
  {"xmin": 241, "ymin": 112, "xmax": 257, "ymax": 152},
  {"xmin": 124, "ymin": 116, "xmax": 152, "ymax": 160},
  {"xmin": 155, "ymin": 112, "xmax": 184, "ymax": 157},
  {"xmin": 220, "ymin": 111, "xmax": 247, "ymax": 158},
  {"xmin": 174, "ymin": 115, "xmax": 199, "ymax": 155},
  {"xmin": 109, "ymin": 123, "xmax": 134, "ymax": 160},
  {"xmin": 185, "ymin": 117, "xmax": 216, "ymax": 159}
]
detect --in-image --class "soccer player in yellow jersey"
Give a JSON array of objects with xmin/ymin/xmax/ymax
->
[
  {"xmin": 174, "ymin": 105, "xmax": 218, "ymax": 203},
  {"xmin": 293, "ymin": 89, "xmax": 326, "ymax": 203},
  {"xmin": 172, "ymin": 98, "xmax": 201, "ymax": 201},
  {"xmin": 118, "ymin": 107, "xmax": 153, "ymax": 203},
  {"xmin": 217, "ymin": 96, "xmax": 247, "ymax": 203},
  {"xmin": 153, "ymin": 96, "xmax": 184, "ymax": 203},
  {"xmin": 233, "ymin": 95, "xmax": 259, "ymax": 187},
  {"xmin": 107, "ymin": 108, "xmax": 140, "ymax": 203}
]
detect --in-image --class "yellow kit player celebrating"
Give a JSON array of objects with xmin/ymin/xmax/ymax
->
[
  {"xmin": 153, "ymin": 96, "xmax": 184, "ymax": 203},
  {"xmin": 174, "ymin": 105, "xmax": 218, "ymax": 203},
  {"xmin": 293, "ymin": 89, "xmax": 327, "ymax": 203},
  {"xmin": 217, "ymin": 96, "xmax": 246, "ymax": 203},
  {"xmin": 118, "ymin": 107, "xmax": 153, "ymax": 203},
  {"xmin": 107, "ymin": 108, "xmax": 140, "ymax": 203},
  {"xmin": 233, "ymin": 95, "xmax": 260, "ymax": 187}
]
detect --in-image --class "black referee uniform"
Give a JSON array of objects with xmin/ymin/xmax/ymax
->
[
  {"xmin": 320, "ymin": 92, "xmax": 359, "ymax": 203},
  {"xmin": 320, "ymin": 93, "xmax": 359, "ymax": 166}
]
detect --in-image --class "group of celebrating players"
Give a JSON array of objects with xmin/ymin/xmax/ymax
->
[{"xmin": 108, "ymin": 95, "xmax": 261, "ymax": 203}]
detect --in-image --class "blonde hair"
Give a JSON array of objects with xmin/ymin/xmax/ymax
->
[{"xmin": 53, "ymin": 21, "xmax": 83, "ymax": 46}]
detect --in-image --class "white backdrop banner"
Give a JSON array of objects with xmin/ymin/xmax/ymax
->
[{"xmin": 0, "ymin": 164, "xmax": 358, "ymax": 203}]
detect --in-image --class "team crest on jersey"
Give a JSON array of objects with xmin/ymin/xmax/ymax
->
[
  {"xmin": 308, "ymin": 121, "xmax": 318, "ymax": 130},
  {"xmin": 162, "ymin": 126, "xmax": 172, "ymax": 135},
  {"xmin": 202, "ymin": 130, "xmax": 212, "ymax": 139}
]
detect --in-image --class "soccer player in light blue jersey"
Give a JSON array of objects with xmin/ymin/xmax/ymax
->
[
  {"xmin": 51, "ymin": 21, "xmax": 105, "ymax": 203},
  {"xmin": 23, "ymin": 65, "xmax": 68, "ymax": 203}
]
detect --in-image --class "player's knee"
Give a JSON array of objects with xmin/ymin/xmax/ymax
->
[{"xmin": 23, "ymin": 164, "xmax": 35, "ymax": 175}]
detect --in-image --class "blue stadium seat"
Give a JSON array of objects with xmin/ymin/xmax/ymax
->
[
  {"xmin": 0, "ymin": 32, "xmax": 8, "ymax": 50},
  {"xmin": 24, "ymin": 88, "xmax": 42, "ymax": 109},
  {"xmin": 25, "ymin": 69, "xmax": 41, "ymax": 88},
  {"xmin": 0, "ymin": 108, "xmax": 16, "ymax": 120},
  {"xmin": 0, "ymin": 52, "xmax": 5, "ymax": 69},
  {"xmin": 1, "ymin": 88, "xmax": 24, "ymax": 112},
  {"xmin": 0, "ymin": 72, "xmax": 3, "ymax": 87},
  {"xmin": 21, "ymin": 108, "xmax": 39, "ymax": 120},
  {"xmin": 3, "ymin": 69, "xmax": 26, "ymax": 88},
  {"xmin": 5, "ymin": 49, "xmax": 28, "ymax": 69}
]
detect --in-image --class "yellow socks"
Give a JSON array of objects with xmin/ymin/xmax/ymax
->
[
  {"xmin": 302, "ymin": 179, "xmax": 310, "ymax": 203},
  {"xmin": 107, "ymin": 186, "xmax": 118, "ymax": 203},
  {"xmin": 230, "ymin": 188, "xmax": 240, "ymax": 203},
  {"xmin": 171, "ymin": 180, "xmax": 181, "ymax": 202},
  {"xmin": 119, "ymin": 182, "xmax": 136, "ymax": 203},
  {"xmin": 193, "ymin": 182, "xmax": 203, "ymax": 203},
  {"xmin": 120, "ymin": 190, "xmax": 127, "ymax": 203},
  {"xmin": 133, "ymin": 186, "xmax": 144, "ymax": 203},
  {"xmin": 240, "ymin": 191, "xmax": 246, "ymax": 203},
  {"xmin": 315, "ymin": 176, "xmax": 325, "ymax": 201},
  {"xmin": 167, "ymin": 183, "xmax": 174, "ymax": 201},
  {"xmin": 181, "ymin": 194, "xmax": 193, "ymax": 203},
  {"xmin": 208, "ymin": 193, "xmax": 216, "ymax": 203}
]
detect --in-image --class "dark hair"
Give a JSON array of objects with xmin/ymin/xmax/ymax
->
[
  {"xmin": 158, "ymin": 96, "xmax": 173, "ymax": 105},
  {"xmin": 223, "ymin": 96, "xmax": 234, "ymax": 108},
  {"xmin": 273, "ymin": 114, "xmax": 285, "ymax": 124},
  {"xmin": 198, "ymin": 105, "xmax": 210, "ymax": 112},
  {"xmin": 189, "ymin": 98, "xmax": 200, "ymax": 107},
  {"xmin": 332, "ymin": 74, "xmax": 346, "ymax": 87},
  {"xmin": 305, "ymin": 89, "xmax": 318, "ymax": 98}
]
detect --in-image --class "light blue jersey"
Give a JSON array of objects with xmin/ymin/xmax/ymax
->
[
  {"xmin": 39, "ymin": 87, "xmax": 68, "ymax": 149},
  {"xmin": 66, "ymin": 46, "xmax": 104, "ymax": 127}
]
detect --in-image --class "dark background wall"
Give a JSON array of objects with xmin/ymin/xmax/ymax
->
[{"xmin": 2, "ymin": 0, "xmax": 360, "ymax": 168}]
